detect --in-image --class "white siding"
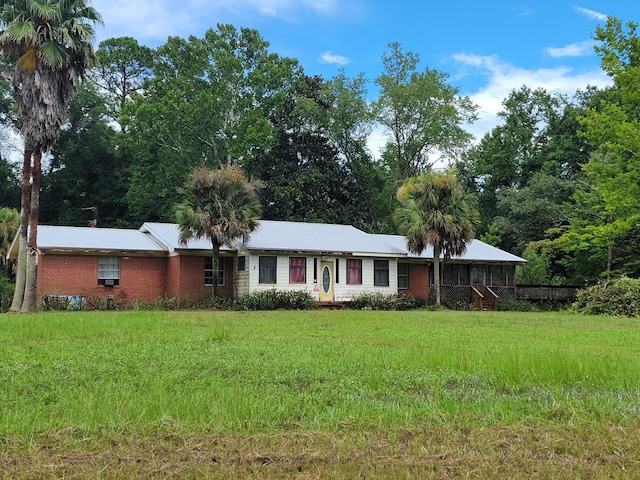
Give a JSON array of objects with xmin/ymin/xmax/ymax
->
[
  {"xmin": 247, "ymin": 254, "xmax": 319, "ymax": 300},
  {"xmin": 234, "ymin": 252, "xmax": 250, "ymax": 297},
  {"xmin": 334, "ymin": 257, "xmax": 397, "ymax": 302},
  {"xmin": 245, "ymin": 253, "xmax": 398, "ymax": 301}
]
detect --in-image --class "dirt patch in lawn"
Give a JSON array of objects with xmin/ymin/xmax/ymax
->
[{"xmin": 2, "ymin": 424, "xmax": 639, "ymax": 479}]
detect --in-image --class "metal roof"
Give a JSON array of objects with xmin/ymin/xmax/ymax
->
[
  {"xmin": 241, "ymin": 220, "xmax": 406, "ymax": 255},
  {"xmin": 142, "ymin": 221, "xmax": 405, "ymax": 256},
  {"xmin": 8, "ymin": 225, "xmax": 167, "ymax": 258},
  {"xmin": 7, "ymin": 222, "xmax": 525, "ymax": 264},
  {"xmin": 374, "ymin": 234, "xmax": 526, "ymax": 264},
  {"xmin": 139, "ymin": 223, "xmax": 236, "ymax": 252}
]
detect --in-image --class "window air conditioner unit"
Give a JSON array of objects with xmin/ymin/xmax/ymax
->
[{"xmin": 104, "ymin": 279, "xmax": 115, "ymax": 286}]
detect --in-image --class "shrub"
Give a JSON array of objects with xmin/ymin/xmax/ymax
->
[
  {"xmin": 496, "ymin": 299, "xmax": 539, "ymax": 312},
  {"xmin": 234, "ymin": 290, "xmax": 317, "ymax": 311},
  {"xmin": 349, "ymin": 292, "xmax": 425, "ymax": 310},
  {"xmin": 130, "ymin": 296, "xmax": 233, "ymax": 311},
  {"xmin": 573, "ymin": 277, "xmax": 640, "ymax": 317}
]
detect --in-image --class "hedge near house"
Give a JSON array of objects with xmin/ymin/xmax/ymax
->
[{"xmin": 573, "ymin": 277, "xmax": 640, "ymax": 317}]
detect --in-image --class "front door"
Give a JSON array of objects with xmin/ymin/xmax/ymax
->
[{"xmin": 319, "ymin": 261, "xmax": 334, "ymax": 302}]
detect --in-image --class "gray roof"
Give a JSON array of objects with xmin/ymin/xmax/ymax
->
[
  {"xmin": 374, "ymin": 234, "xmax": 526, "ymax": 264},
  {"xmin": 7, "ymin": 222, "xmax": 525, "ymax": 264},
  {"xmin": 241, "ymin": 220, "xmax": 406, "ymax": 256},
  {"xmin": 8, "ymin": 225, "xmax": 166, "ymax": 258},
  {"xmin": 139, "ymin": 223, "xmax": 236, "ymax": 252}
]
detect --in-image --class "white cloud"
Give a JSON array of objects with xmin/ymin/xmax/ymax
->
[
  {"xmin": 510, "ymin": 4, "xmax": 534, "ymax": 16},
  {"xmin": 574, "ymin": 6, "xmax": 608, "ymax": 22},
  {"xmin": 92, "ymin": 0, "xmax": 344, "ymax": 44},
  {"xmin": 320, "ymin": 51, "xmax": 350, "ymax": 65},
  {"xmin": 245, "ymin": 0, "xmax": 338, "ymax": 16},
  {"xmin": 93, "ymin": 0, "xmax": 193, "ymax": 42},
  {"xmin": 546, "ymin": 41, "xmax": 594, "ymax": 58},
  {"xmin": 452, "ymin": 53, "xmax": 611, "ymax": 141}
]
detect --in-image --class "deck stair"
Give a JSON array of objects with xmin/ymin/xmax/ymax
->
[{"xmin": 472, "ymin": 285, "xmax": 499, "ymax": 311}]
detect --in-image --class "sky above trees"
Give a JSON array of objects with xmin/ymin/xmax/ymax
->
[{"xmin": 91, "ymin": 1, "xmax": 637, "ymax": 145}]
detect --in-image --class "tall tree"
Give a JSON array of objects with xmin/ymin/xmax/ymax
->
[
  {"xmin": 175, "ymin": 165, "xmax": 261, "ymax": 297},
  {"xmin": 457, "ymin": 87, "xmax": 562, "ymax": 230},
  {"xmin": 374, "ymin": 42, "xmax": 477, "ymax": 182},
  {"xmin": 91, "ymin": 36, "xmax": 154, "ymax": 133},
  {"xmin": 127, "ymin": 25, "xmax": 299, "ymax": 222},
  {"xmin": 549, "ymin": 18, "xmax": 640, "ymax": 282},
  {"xmin": 246, "ymin": 74, "xmax": 374, "ymax": 225},
  {"xmin": 0, "ymin": 0, "xmax": 102, "ymax": 312},
  {"xmin": 393, "ymin": 171, "xmax": 478, "ymax": 305},
  {"xmin": 41, "ymin": 82, "xmax": 130, "ymax": 227},
  {"xmin": 324, "ymin": 71, "xmax": 393, "ymax": 232}
]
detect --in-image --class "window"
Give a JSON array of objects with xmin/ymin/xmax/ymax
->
[
  {"xmin": 238, "ymin": 256, "xmax": 246, "ymax": 271},
  {"xmin": 259, "ymin": 256, "xmax": 277, "ymax": 284},
  {"xmin": 346, "ymin": 259, "xmax": 362, "ymax": 284},
  {"xmin": 335, "ymin": 258, "xmax": 339, "ymax": 283},
  {"xmin": 98, "ymin": 256, "xmax": 120, "ymax": 286},
  {"xmin": 490, "ymin": 265, "xmax": 508, "ymax": 286},
  {"xmin": 471, "ymin": 266, "xmax": 485, "ymax": 285},
  {"xmin": 205, "ymin": 257, "xmax": 225, "ymax": 286},
  {"xmin": 443, "ymin": 264, "xmax": 469, "ymax": 285},
  {"xmin": 397, "ymin": 263, "xmax": 409, "ymax": 289},
  {"xmin": 289, "ymin": 257, "xmax": 306, "ymax": 283},
  {"xmin": 374, "ymin": 260, "xmax": 389, "ymax": 287}
]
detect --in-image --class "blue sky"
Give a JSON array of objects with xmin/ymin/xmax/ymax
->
[{"xmin": 91, "ymin": 1, "xmax": 637, "ymax": 149}]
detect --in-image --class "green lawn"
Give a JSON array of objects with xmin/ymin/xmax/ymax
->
[{"xmin": 1, "ymin": 309, "xmax": 639, "ymax": 478}]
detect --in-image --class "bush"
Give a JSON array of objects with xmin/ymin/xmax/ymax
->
[
  {"xmin": 573, "ymin": 277, "xmax": 640, "ymax": 317},
  {"xmin": 234, "ymin": 290, "xmax": 317, "ymax": 311},
  {"xmin": 496, "ymin": 299, "xmax": 539, "ymax": 312},
  {"xmin": 130, "ymin": 296, "xmax": 233, "ymax": 311},
  {"xmin": 349, "ymin": 292, "xmax": 425, "ymax": 311},
  {"xmin": 0, "ymin": 280, "xmax": 13, "ymax": 312}
]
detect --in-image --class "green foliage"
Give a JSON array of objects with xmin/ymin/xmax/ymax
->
[
  {"xmin": 349, "ymin": 292, "xmax": 425, "ymax": 310},
  {"xmin": 246, "ymin": 74, "xmax": 379, "ymax": 227},
  {"xmin": 42, "ymin": 82, "xmax": 133, "ymax": 227},
  {"xmin": 545, "ymin": 18, "xmax": 640, "ymax": 285},
  {"xmin": 516, "ymin": 243, "xmax": 565, "ymax": 286},
  {"xmin": 126, "ymin": 25, "xmax": 298, "ymax": 222},
  {"xmin": 394, "ymin": 170, "xmax": 478, "ymax": 305},
  {"xmin": 374, "ymin": 42, "xmax": 477, "ymax": 182},
  {"xmin": 573, "ymin": 277, "xmax": 640, "ymax": 317},
  {"xmin": 234, "ymin": 289, "xmax": 317, "ymax": 311},
  {"xmin": 130, "ymin": 296, "xmax": 233, "ymax": 311},
  {"xmin": 175, "ymin": 165, "xmax": 261, "ymax": 297},
  {"xmin": 92, "ymin": 36, "xmax": 155, "ymax": 132},
  {"xmin": 0, "ymin": 269, "xmax": 13, "ymax": 312}
]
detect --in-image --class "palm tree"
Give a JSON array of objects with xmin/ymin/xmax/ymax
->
[
  {"xmin": 393, "ymin": 170, "xmax": 477, "ymax": 305},
  {"xmin": 0, "ymin": 0, "xmax": 102, "ymax": 312},
  {"xmin": 175, "ymin": 165, "xmax": 261, "ymax": 298}
]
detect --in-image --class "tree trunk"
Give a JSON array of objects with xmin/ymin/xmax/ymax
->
[
  {"xmin": 212, "ymin": 242, "xmax": 220, "ymax": 298},
  {"xmin": 9, "ymin": 149, "xmax": 32, "ymax": 312},
  {"xmin": 22, "ymin": 149, "xmax": 42, "ymax": 313},
  {"xmin": 434, "ymin": 243, "xmax": 441, "ymax": 305}
]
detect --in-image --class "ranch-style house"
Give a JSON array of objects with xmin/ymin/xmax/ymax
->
[{"xmin": 7, "ymin": 220, "xmax": 525, "ymax": 307}]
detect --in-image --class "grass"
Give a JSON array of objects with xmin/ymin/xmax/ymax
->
[{"xmin": 1, "ymin": 309, "xmax": 639, "ymax": 478}]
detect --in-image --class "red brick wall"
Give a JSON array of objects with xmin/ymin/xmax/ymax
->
[
  {"xmin": 406, "ymin": 263, "xmax": 430, "ymax": 299},
  {"xmin": 177, "ymin": 256, "xmax": 234, "ymax": 301},
  {"xmin": 37, "ymin": 254, "xmax": 167, "ymax": 305},
  {"xmin": 165, "ymin": 255, "xmax": 181, "ymax": 298}
]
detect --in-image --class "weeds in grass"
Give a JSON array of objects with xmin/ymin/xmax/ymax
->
[{"xmin": 1, "ymin": 310, "xmax": 639, "ymax": 477}]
